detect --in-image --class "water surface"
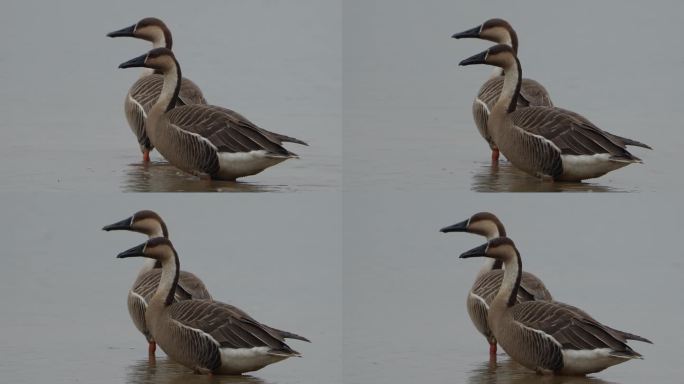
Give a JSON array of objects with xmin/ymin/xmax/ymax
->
[
  {"xmin": 0, "ymin": 194, "xmax": 342, "ymax": 384},
  {"xmin": 343, "ymin": 193, "xmax": 680, "ymax": 383},
  {"xmin": 343, "ymin": 0, "xmax": 683, "ymax": 192},
  {"xmin": 0, "ymin": 0, "xmax": 340, "ymax": 192}
]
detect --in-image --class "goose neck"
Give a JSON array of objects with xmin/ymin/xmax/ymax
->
[
  {"xmin": 149, "ymin": 58, "xmax": 182, "ymax": 137},
  {"xmin": 497, "ymin": 57, "xmax": 522, "ymax": 114},
  {"xmin": 492, "ymin": 250, "xmax": 522, "ymax": 308},
  {"xmin": 151, "ymin": 251, "xmax": 180, "ymax": 308}
]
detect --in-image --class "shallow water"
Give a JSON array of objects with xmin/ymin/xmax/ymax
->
[
  {"xmin": 343, "ymin": 193, "xmax": 680, "ymax": 383},
  {"xmin": 343, "ymin": 0, "xmax": 683, "ymax": 192},
  {"xmin": 0, "ymin": 194, "xmax": 342, "ymax": 384},
  {"xmin": 0, "ymin": 0, "xmax": 340, "ymax": 192}
]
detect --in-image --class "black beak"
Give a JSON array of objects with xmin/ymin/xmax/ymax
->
[
  {"xmin": 107, "ymin": 24, "xmax": 136, "ymax": 38},
  {"xmin": 102, "ymin": 216, "xmax": 133, "ymax": 232},
  {"xmin": 459, "ymin": 243, "xmax": 488, "ymax": 259},
  {"xmin": 117, "ymin": 242, "xmax": 147, "ymax": 259},
  {"xmin": 459, "ymin": 50, "xmax": 488, "ymax": 66},
  {"xmin": 440, "ymin": 219, "xmax": 469, "ymax": 233},
  {"xmin": 451, "ymin": 25, "xmax": 481, "ymax": 39},
  {"xmin": 119, "ymin": 53, "xmax": 148, "ymax": 69}
]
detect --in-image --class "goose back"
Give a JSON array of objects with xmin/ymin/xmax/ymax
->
[
  {"xmin": 150, "ymin": 299, "xmax": 300, "ymax": 374},
  {"xmin": 493, "ymin": 300, "xmax": 643, "ymax": 374},
  {"xmin": 474, "ymin": 76, "xmax": 553, "ymax": 149},
  {"xmin": 502, "ymin": 106, "xmax": 642, "ymax": 180},
  {"xmin": 126, "ymin": 74, "xmax": 207, "ymax": 152},
  {"xmin": 128, "ymin": 269, "xmax": 211, "ymax": 342},
  {"xmin": 153, "ymin": 105, "xmax": 299, "ymax": 179}
]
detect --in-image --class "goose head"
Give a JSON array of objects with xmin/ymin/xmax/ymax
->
[
  {"xmin": 117, "ymin": 237, "xmax": 176, "ymax": 263},
  {"xmin": 440, "ymin": 212, "xmax": 506, "ymax": 239},
  {"xmin": 118, "ymin": 48, "xmax": 178, "ymax": 73},
  {"xmin": 103, "ymin": 210, "xmax": 168, "ymax": 238},
  {"xmin": 459, "ymin": 237, "xmax": 518, "ymax": 262},
  {"xmin": 459, "ymin": 44, "xmax": 517, "ymax": 70},
  {"xmin": 107, "ymin": 17, "xmax": 172, "ymax": 49},
  {"xmin": 451, "ymin": 18, "xmax": 518, "ymax": 53}
]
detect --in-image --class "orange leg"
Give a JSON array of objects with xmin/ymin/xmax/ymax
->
[
  {"xmin": 491, "ymin": 148, "xmax": 500, "ymax": 162},
  {"xmin": 148, "ymin": 341, "xmax": 156, "ymax": 355},
  {"xmin": 143, "ymin": 150, "xmax": 151, "ymax": 162},
  {"xmin": 489, "ymin": 342, "xmax": 497, "ymax": 357}
]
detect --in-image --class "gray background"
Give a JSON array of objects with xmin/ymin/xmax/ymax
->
[
  {"xmin": 344, "ymin": 0, "xmax": 683, "ymax": 192},
  {"xmin": 0, "ymin": 194, "xmax": 342, "ymax": 384},
  {"xmin": 343, "ymin": 192, "xmax": 680, "ymax": 383},
  {"xmin": 0, "ymin": 0, "xmax": 341, "ymax": 192}
]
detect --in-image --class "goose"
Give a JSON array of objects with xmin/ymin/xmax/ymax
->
[
  {"xmin": 452, "ymin": 18, "xmax": 553, "ymax": 162},
  {"xmin": 459, "ymin": 45, "xmax": 651, "ymax": 181},
  {"xmin": 103, "ymin": 210, "xmax": 211, "ymax": 355},
  {"xmin": 440, "ymin": 212, "xmax": 552, "ymax": 356},
  {"xmin": 118, "ymin": 48, "xmax": 307, "ymax": 180},
  {"xmin": 108, "ymin": 17, "xmax": 207, "ymax": 162},
  {"xmin": 459, "ymin": 237, "xmax": 651, "ymax": 375},
  {"xmin": 116, "ymin": 237, "xmax": 308, "ymax": 374},
  {"xmin": 103, "ymin": 210, "xmax": 308, "ymax": 356}
]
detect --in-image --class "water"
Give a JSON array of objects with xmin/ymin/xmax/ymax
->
[
  {"xmin": 0, "ymin": 194, "xmax": 342, "ymax": 384},
  {"xmin": 0, "ymin": 0, "xmax": 341, "ymax": 192},
  {"xmin": 343, "ymin": 193, "xmax": 681, "ymax": 383},
  {"xmin": 343, "ymin": 0, "xmax": 683, "ymax": 192}
]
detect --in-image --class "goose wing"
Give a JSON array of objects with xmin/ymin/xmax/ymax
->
[
  {"xmin": 130, "ymin": 75, "xmax": 206, "ymax": 111},
  {"xmin": 518, "ymin": 78, "xmax": 553, "ymax": 107},
  {"xmin": 166, "ymin": 105, "xmax": 301, "ymax": 157},
  {"xmin": 512, "ymin": 300, "xmax": 644, "ymax": 357},
  {"xmin": 132, "ymin": 269, "xmax": 211, "ymax": 302},
  {"xmin": 177, "ymin": 77, "xmax": 207, "ymax": 105},
  {"xmin": 518, "ymin": 271, "xmax": 552, "ymax": 301},
  {"xmin": 477, "ymin": 77, "xmax": 553, "ymax": 109},
  {"xmin": 473, "ymin": 270, "xmax": 552, "ymax": 305},
  {"xmin": 174, "ymin": 271, "xmax": 212, "ymax": 301},
  {"xmin": 167, "ymin": 299, "xmax": 300, "ymax": 355},
  {"xmin": 510, "ymin": 107, "xmax": 645, "ymax": 161},
  {"xmin": 192, "ymin": 301, "xmax": 311, "ymax": 342}
]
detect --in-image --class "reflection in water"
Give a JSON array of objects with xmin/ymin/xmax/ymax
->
[
  {"xmin": 470, "ymin": 161, "xmax": 630, "ymax": 193},
  {"xmin": 122, "ymin": 161, "xmax": 291, "ymax": 193},
  {"xmin": 466, "ymin": 357, "xmax": 618, "ymax": 384},
  {"xmin": 126, "ymin": 357, "xmax": 274, "ymax": 384}
]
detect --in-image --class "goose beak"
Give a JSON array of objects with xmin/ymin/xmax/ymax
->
[
  {"xmin": 119, "ymin": 53, "xmax": 148, "ymax": 69},
  {"xmin": 107, "ymin": 24, "xmax": 136, "ymax": 38},
  {"xmin": 459, "ymin": 50, "xmax": 488, "ymax": 66},
  {"xmin": 440, "ymin": 219, "xmax": 469, "ymax": 233},
  {"xmin": 459, "ymin": 243, "xmax": 488, "ymax": 259},
  {"xmin": 451, "ymin": 25, "xmax": 481, "ymax": 39},
  {"xmin": 117, "ymin": 243, "xmax": 147, "ymax": 259},
  {"xmin": 102, "ymin": 217, "xmax": 133, "ymax": 231}
]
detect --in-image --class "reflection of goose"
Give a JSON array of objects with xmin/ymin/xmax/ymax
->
[
  {"xmin": 459, "ymin": 45, "xmax": 650, "ymax": 181},
  {"xmin": 441, "ymin": 212, "xmax": 552, "ymax": 356},
  {"xmin": 121, "ymin": 161, "xmax": 286, "ymax": 193},
  {"xmin": 117, "ymin": 238, "xmax": 308, "ymax": 374},
  {"xmin": 118, "ymin": 48, "xmax": 307, "ymax": 180},
  {"xmin": 466, "ymin": 358, "xmax": 620, "ymax": 384},
  {"xmin": 469, "ymin": 161, "xmax": 622, "ymax": 192},
  {"xmin": 460, "ymin": 237, "xmax": 651, "ymax": 375},
  {"xmin": 126, "ymin": 357, "xmax": 273, "ymax": 384},
  {"xmin": 108, "ymin": 18, "xmax": 207, "ymax": 162},
  {"xmin": 452, "ymin": 18, "xmax": 553, "ymax": 162},
  {"xmin": 103, "ymin": 210, "xmax": 211, "ymax": 355}
]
